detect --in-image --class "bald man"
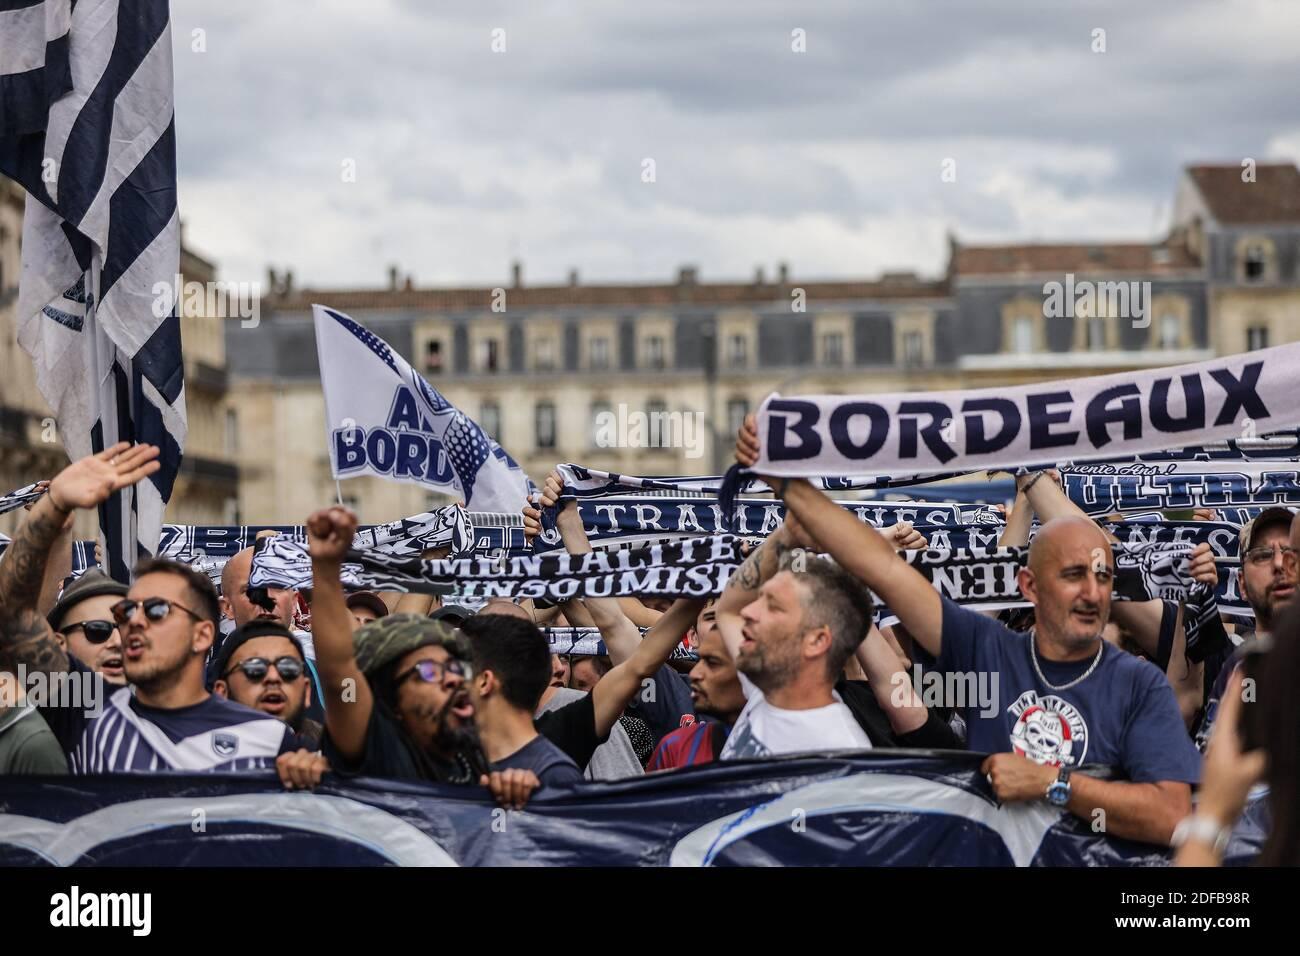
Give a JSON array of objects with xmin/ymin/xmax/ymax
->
[
  {"xmin": 220, "ymin": 546, "xmax": 299, "ymax": 631},
  {"xmin": 735, "ymin": 419, "xmax": 1200, "ymax": 847}
]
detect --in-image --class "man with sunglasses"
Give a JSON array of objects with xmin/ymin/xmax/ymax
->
[
  {"xmin": 0, "ymin": 445, "xmax": 322, "ymax": 784},
  {"xmin": 213, "ymin": 620, "xmax": 319, "ymax": 745},
  {"xmin": 47, "ymin": 570, "xmax": 129, "ymax": 686},
  {"xmin": 1195, "ymin": 507, "xmax": 1298, "ymax": 750}
]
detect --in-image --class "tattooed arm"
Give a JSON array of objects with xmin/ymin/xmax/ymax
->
[
  {"xmin": 734, "ymin": 415, "xmax": 944, "ymax": 657},
  {"xmin": 0, "ymin": 442, "xmax": 159, "ymax": 674},
  {"xmin": 713, "ymin": 523, "xmax": 799, "ymax": 664},
  {"xmin": 0, "ymin": 495, "xmax": 73, "ymax": 674}
]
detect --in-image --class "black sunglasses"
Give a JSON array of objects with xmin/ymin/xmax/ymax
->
[
  {"xmin": 110, "ymin": 597, "xmax": 204, "ymax": 627},
  {"xmin": 62, "ymin": 619, "xmax": 117, "ymax": 644},
  {"xmin": 223, "ymin": 656, "xmax": 304, "ymax": 683},
  {"xmin": 395, "ymin": 658, "xmax": 471, "ymax": 685}
]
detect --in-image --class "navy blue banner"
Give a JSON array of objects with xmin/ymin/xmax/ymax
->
[{"xmin": 0, "ymin": 756, "xmax": 1266, "ymax": 867}]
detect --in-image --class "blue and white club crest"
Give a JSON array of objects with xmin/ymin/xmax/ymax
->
[{"xmin": 212, "ymin": 732, "xmax": 239, "ymax": 758}]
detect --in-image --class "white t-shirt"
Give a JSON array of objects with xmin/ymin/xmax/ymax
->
[{"xmin": 719, "ymin": 674, "xmax": 872, "ymax": 760}]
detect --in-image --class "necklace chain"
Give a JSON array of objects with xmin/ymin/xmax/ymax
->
[{"xmin": 1029, "ymin": 629, "xmax": 1104, "ymax": 691}]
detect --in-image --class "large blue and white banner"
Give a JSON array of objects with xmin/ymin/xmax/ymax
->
[
  {"xmin": 314, "ymin": 305, "xmax": 534, "ymax": 512},
  {"xmin": 0, "ymin": 756, "xmax": 1268, "ymax": 866},
  {"xmin": 748, "ymin": 345, "xmax": 1300, "ymax": 477}
]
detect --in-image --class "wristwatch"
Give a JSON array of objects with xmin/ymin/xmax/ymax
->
[
  {"xmin": 1045, "ymin": 765, "xmax": 1072, "ymax": 807},
  {"xmin": 1171, "ymin": 814, "xmax": 1232, "ymax": 855}
]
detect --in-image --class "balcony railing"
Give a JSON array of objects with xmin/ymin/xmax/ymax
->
[
  {"xmin": 180, "ymin": 455, "xmax": 239, "ymax": 485},
  {"xmin": 189, "ymin": 361, "xmax": 229, "ymax": 392}
]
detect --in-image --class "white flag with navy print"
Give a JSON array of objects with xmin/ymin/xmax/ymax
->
[{"xmin": 313, "ymin": 304, "xmax": 534, "ymax": 512}]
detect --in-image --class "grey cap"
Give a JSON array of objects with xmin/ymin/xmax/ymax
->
[{"xmin": 48, "ymin": 570, "xmax": 128, "ymax": 631}]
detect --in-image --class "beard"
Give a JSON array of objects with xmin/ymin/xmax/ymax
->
[
  {"xmin": 737, "ymin": 641, "xmax": 799, "ymax": 693},
  {"xmin": 426, "ymin": 694, "xmax": 479, "ymax": 758},
  {"xmin": 124, "ymin": 643, "xmax": 193, "ymax": 694}
]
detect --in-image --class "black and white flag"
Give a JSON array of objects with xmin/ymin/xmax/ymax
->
[{"xmin": 0, "ymin": 0, "xmax": 186, "ymax": 583}]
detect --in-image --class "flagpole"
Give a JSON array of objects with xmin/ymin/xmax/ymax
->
[{"xmin": 335, "ymin": 480, "xmax": 344, "ymax": 507}]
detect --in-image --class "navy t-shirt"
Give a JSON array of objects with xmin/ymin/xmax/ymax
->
[
  {"xmin": 624, "ymin": 663, "xmax": 696, "ymax": 744},
  {"xmin": 490, "ymin": 734, "xmax": 582, "ymax": 787},
  {"xmin": 936, "ymin": 598, "xmax": 1200, "ymax": 783}
]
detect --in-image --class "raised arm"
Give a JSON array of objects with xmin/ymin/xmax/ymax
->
[
  {"xmin": 856, "ymin": 623, "xmax": 929, "ymax": 735},
  {"xmin": 999, "ymin": 488, "xmax": 1033, "ymax": 548},
  {"xmin": 0, "ymin": 444, "xmax": 159, "ymax": 674},
  {"xmin": 306, "ymin": 506, "xmax": 374, "ymax": 761},
  {"xmin": 523, "ymin": 473, "xmax": 640, "ymax": 663},
  {"xmin": 735, "ymin": 416, "xmax": 945, "ymax": 657},
  {"xmin": 713, "ymin": 522, "xmax": 797, "ymax": 663},
  {"xmin": 589, "ymin": 596, "xmax": 705, "ymax": 737}
]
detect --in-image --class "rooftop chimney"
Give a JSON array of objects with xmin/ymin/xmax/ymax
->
[
  {"xmin": 511, "ymin": 260, "xmax": 523, "ymax": 288},
  {"xmin": 388, "ymin": 265, "xmax": 399, "ymax": 291},
  {"xmin": 267, "ymin": 267, "xmax": 279, "ymax": 292},
  {"xmin": 404, "ymin": 274, "xmax": 414, "ymax": 291},
  {"xmin": 753, "ymin": 266, "xmax": 766, "ymax": 285},
  {"xmin": 777, "ymin": 262, "xmax": 789, "ymax": 284},
  {"xmin": 568, "ymin": 268, "xmax": 580, "ymax": 287},
  {"xmin": 677, "ymin": 265, "xmax": 698, "ymax": 286},
  {"xmin": 283, "ymin": 270, "xmax": 294, "ymax": 294}
]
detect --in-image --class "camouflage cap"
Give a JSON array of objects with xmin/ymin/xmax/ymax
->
[{"xmin": 352, "ymin": 612, "xmax": 467, "ymax": 678}]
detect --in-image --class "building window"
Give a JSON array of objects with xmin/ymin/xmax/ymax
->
[
  {"xmin": 534, "ymin": 337, "xmax": 556, "ymax": 371},
  {"xmin": 477, "ymin": 338, "xmax": 501, "ymax": 373},
  {"xmin": 902, "ymin": 330, "xmax": 924, "ymax": 367},
  {"xmin": 590, "ymin": 400, "xmax": 612, "ymax": 448},
  {"xmin": 424, "ymin": 339, "xmax": 444, "ymax": 374},
  {"xmin": 727, "ymin": 398, "xmax": 749, "ymax": 438},
  {"xmin": 589, "ymin": 337, "xmax": 610, "ymax": 370},
  {"xmin": 1158, "ymin": 313, "xmax": 1181, "ymax": 350},
  {"xmin": 1244, "ymin": 244, "xmax": 1268, "ymax": 281},
  {"xmin": 1247, "ymin": 326, "xmax": 1269, "ymax": 351},
  {"xmin": 1013, "ymin": 316, "xmax": 1034, "ymax": 354},
  {"xmin": 822, "ymin": 332, "xmax": 844, "ymax": 366},
  {"xmin": 646, "ymin": 399, "xmax": 669, "ymax": 450},
  {"xmin": 1086, "ymin": 316, "xmax": 1106, "ymax": 351},
  {"xmin": 479, "ymin": 401, "xmax": 501, "ymax": 442},
  {"xmin": 644, "ymin": 335, "xmax": 666, "ymax": 369},
  {"xmin": 535, "ymin": 402, "xmax": 556, "ymax": 450},
  {"xmin": 727, "ymin": 334, "xmax": 748, "ymax": 367},
  {"xmin": 224, "ymin": 408, "xmax": 238, "ymax": 456}
]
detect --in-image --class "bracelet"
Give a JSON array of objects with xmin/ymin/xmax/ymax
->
[
  {"xmin": 1017, "ymin": 472, "xmax": 1045, "ymax": 495},
  {"xmin": 1170, "ymin": 814, "xmax": 1231, "ymax": 854},
  {"xmin": 45, "ymin": 486, "xmax": 71, "ymax": 515}
]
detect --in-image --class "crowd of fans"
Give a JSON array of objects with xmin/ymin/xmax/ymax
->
[{"xmin": 0, "ymin": 421, "xmax": 1296, "ymax": 866}]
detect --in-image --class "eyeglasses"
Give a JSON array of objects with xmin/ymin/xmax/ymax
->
[
  {"xmin": 62, "ymin": 619, "xmax": 117, "ymax": 644},
  {"xmin": 223, "ymin": 656, "xmax": 305, "ymax": 683},
  {"xmin": 1244, "ymin": 545, "xmax": 1299, "ymax": 567},
  {"xmin": 395, "ymin": 658, "xmax": 471, "ymax": 685},
  {"xmin": 110, "ymin": 597, "xmax": 205, "ymax": 627}
]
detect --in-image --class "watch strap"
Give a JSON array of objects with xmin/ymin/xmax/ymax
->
[{"xmin": 1171, "ymin": 814, "xmax": 1231, "ymax": 854}]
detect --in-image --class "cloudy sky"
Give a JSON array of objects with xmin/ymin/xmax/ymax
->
[{"xmin": 170, "ymin": 0, "xmax": 1300, "ymax": 290}]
